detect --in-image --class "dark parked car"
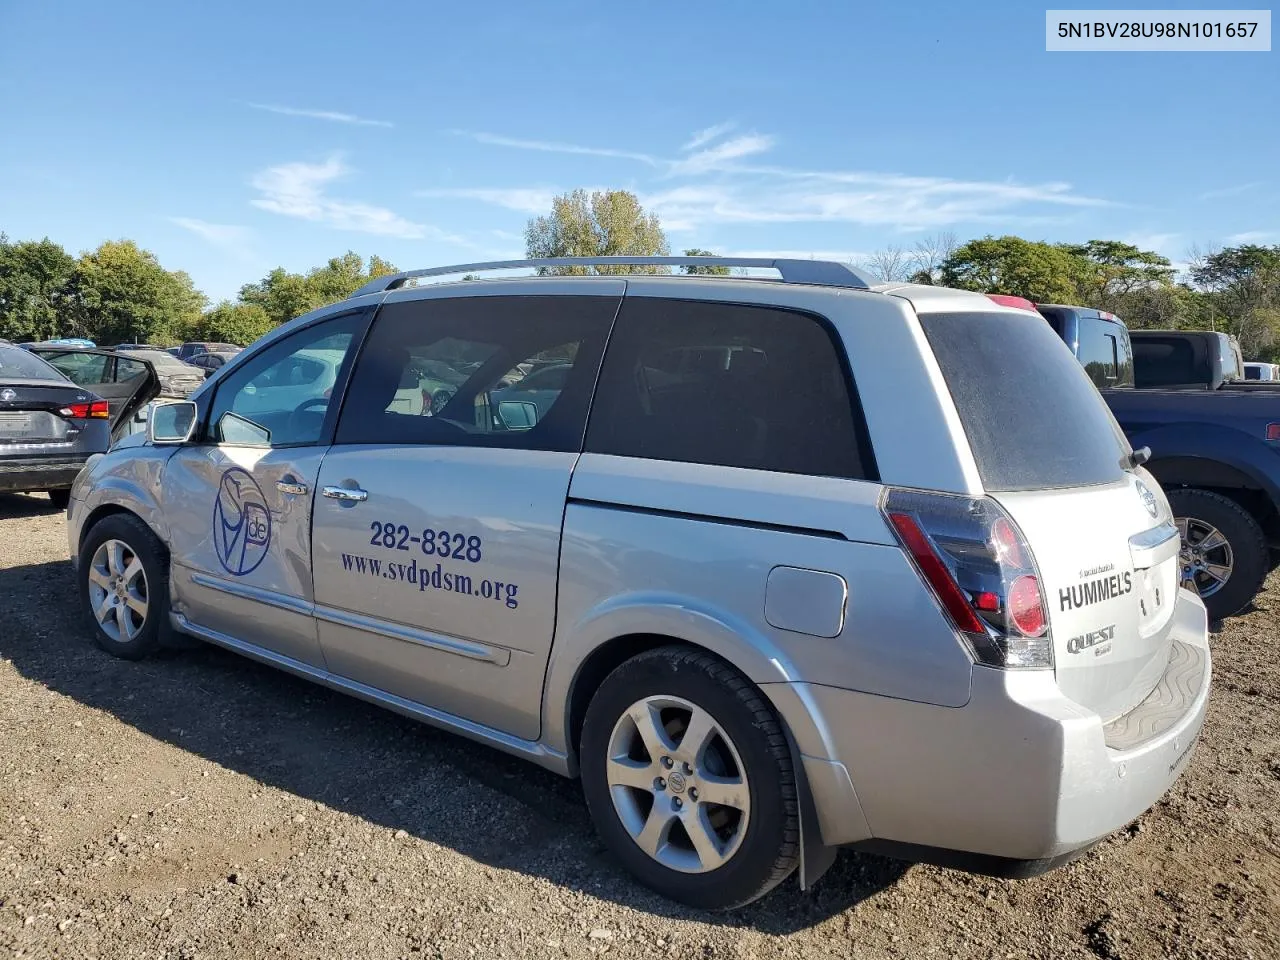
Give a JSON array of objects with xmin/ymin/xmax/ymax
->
[
  {"xmin": 29, "ymin": 346, "xmax": 203, "ymax": 400},
  {"xmin": 176, "ymin": 341, "xmax": 239, "ymax": 361},
  {"xmin": 186, "ymin": 349, "xmax": 241, "ymax": 378},
  {"xmin": 0, "ymin": 343, "xmax": 158, "ymax": 507},
  {"xmin": 1039, "ymin": 305, "xmax": 1280, "ymax": 619}
]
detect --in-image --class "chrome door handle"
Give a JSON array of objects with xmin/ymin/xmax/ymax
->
[
  {"xmin": 322, "ymin": 485, "xmax": 368, "ymax": 503},
  {"xmin": 276, "ymin": 480, "xmax": 309, "ymax": 496}
]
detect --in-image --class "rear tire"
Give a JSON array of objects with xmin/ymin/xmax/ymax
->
[
  {"xmin": 78, "ymin": 513, "xmax": 170, "ymax": 660},
  {"xmin": 580, "ymin": 646, "xmax": 800, "ymax": 909},
  {"xmin": 1166, "ymin": 487, "xmax": 1267, "ymax": 620},
  {"xmin": 46, "ymin": 489, "xmax": 71, "ymax": 510}
]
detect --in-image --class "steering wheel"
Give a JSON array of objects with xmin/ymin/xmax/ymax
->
[{"xmin": 289, "ymin": 397, "xmax": 329, "ymax": 437}]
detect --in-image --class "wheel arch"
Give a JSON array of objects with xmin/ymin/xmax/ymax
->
[
  {"xmin": 558, "ymin": 630, "xmax": 846, "ymax": 890},
  {"xmin": 1148, "ymin": 455, "xmax": 1280, "ymax": 544},
  {"xmin": 77, "ymin": 503, "xmax": 166, "ymax": 556}
]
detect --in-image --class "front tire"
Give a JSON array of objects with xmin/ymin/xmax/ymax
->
[
  {"xmin": 78, "ymin": 513, "xmax": 170, "ymax": 660},
  {"xmin": 580, "ymin": 646, "xmax": 800, "ymax": 909},
  {"xmin": 1167, "ymin": 487, "xmax": 1267, "ymax": 620}
]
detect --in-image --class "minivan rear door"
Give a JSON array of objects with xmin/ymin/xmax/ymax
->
[{"xmin": 915, "ymin": 307, "xmax": 1179, "ymax": 721}]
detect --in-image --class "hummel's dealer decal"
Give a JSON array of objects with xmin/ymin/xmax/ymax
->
[{"xmin": 1060, "ymin": 570, "xmax": 1132, "ymax": 611}]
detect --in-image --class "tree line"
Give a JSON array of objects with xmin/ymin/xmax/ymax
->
[{"xmin": 5, "ymin": 189, "xmax": 1278, "ymax": 356}]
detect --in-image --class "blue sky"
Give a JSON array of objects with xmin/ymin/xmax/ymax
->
[{"xmin": 1, "ymin": 1, "xmax": 1275, "ymax": 301}]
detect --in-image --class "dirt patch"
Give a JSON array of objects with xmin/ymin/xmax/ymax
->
[{"xmin": 2, "ymin": 490, "xmax": 1279, "ymax": 959}]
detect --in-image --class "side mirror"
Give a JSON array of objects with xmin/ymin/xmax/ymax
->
[
  {"xmin": 497, "ymin": 400, "xmax": 538, "ymax": 430},
  {"xmin": 147, "ymin": 400, "xmax": 197, "ymax": 444}
]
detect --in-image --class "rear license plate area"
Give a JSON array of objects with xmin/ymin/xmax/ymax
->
[
  {"xmin": 1136, "ymin": 560, "xmax": 1177, "ymax": 633},
  {"xmin": 0, "ymin": 413, "xmax": 35, "ymax": 438}
]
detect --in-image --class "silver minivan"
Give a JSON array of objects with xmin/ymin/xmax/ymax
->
[{"xmin": 67, "ymin": 257, "xmax": 1211, "ymax": 909}]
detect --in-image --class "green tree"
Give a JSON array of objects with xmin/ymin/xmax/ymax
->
[
  {"xmin": 525, "ymin": 189, "xmax": 669, "ymax": 275},
  {"xmin": 1189, "ymin": 244, "xmax": 1280, "ymax": 357},
  {"xmin": 195, "ymin": 301, "xmax": 275, "ymax": 346},
  {"xmin": 681, "ymin": 247, "xmax": 731, "ymax": 276},
  {"xmin": 938, "ymin": 235, "xmax": 1083, "ymax": 303},
  {"xmin": 68, "ymin": 240, "xmax": 205, "ymax": 345},
  {"xmin": 238, "ymin": 267, "xmax": 315, "ymax": 328},
  {"xmin": 0, "ymin": 235, "xmax": 77, "ymax": 342},
  {"xmin": 1063, "ymin": 240, "xmax": 1176, "ymax": 311},
  {"xmin": 239, "ymin": 252, "xmax": 399, "ymax": 327}
]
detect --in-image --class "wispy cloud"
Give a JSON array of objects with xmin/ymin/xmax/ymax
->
[
  {"xmin": 638, "ymin": 174, "xmax": 1107, "ymax": 232},
  {"xmin": 251, "ymin": 156, "xmax": 441, "ymax": 239},
  {"xmin": 248, "ymin": 103, "xmax": 393, "ymax": 128},
  {"xmin": 1198, "ymin": 182, "xmax": 1263, "ymax": 201},
  {"xmin": 1226, "ymin": 230, "xmax": 1273, "ymax": 244},
  {"xmin": 416, "ymin": 187, "xmax": 560, "ymax": 215},
  {"xmin": 445, "ymin": 127, "xmax": 1111, "ymax": 232},
  {"xmin": 169, "ymin": 217, "xmax": 251, "ymax": 249},
  {"xmin": 670, "ymin": 134, "xmax": 776, "ymax": 176},
  {"xmin": 457, "ymin": 131, "xmax": 660, "ymax": 166},
  {"xmin": 1123, "ymin": 232, "xmax": 1181, "ymax": 253},
  {"xmin": 683, "ymin": 122, "xmax": 736, "ymax": 152}
]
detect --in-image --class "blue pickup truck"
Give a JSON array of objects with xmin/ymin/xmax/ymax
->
[{"xmin": 1038, "ymin": 305, "xmax": 1280, "ymax": 620}]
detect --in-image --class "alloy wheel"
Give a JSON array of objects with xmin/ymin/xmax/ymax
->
[
  {"xmin": 1175, "ymin": 516, "xmax": 1234, "ymax": 598},
  {"xmin": 605, "ymin": 695, "xmax": 750, "ymax": 874},
  {"xmin": 86, "ymin": 538, "xmax": 149, "ymax": 643}
]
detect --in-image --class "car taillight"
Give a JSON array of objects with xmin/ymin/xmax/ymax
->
[
  {"xmin": 59, "ymin": 400, "xmax": 109, "ymax": 420},
  {"xmin": 882, "ymin": 488, "xmax": 1053, "ymax": 669},
  {"xmin": 1266, "ymin": 422, "xmax": 1280, "ymax": 441}
]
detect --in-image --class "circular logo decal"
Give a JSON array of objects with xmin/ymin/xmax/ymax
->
[
  {"xmin": 667, "ymin": 770, "xmax": 687, "ymax": 794},
  {"xmin": 1136, "ymin": 480, "xmax": 1160, "ymax": 519},
  {"xmin": 212, "ymin": 467, "xmax": 272, "ymax": 576},
  {"xmin": 0, "ymin": 389, "xmax": 15, "ymax": 402}
]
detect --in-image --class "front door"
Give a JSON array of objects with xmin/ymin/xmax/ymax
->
[
  {"xmin": 310, "ymin": 285, "xmax": 622, "ymax": 740},
  {"xmin": 162, "ymin": 310, "xmax": 369, "ymax": 667}
]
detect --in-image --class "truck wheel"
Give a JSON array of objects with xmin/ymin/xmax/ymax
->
[
  {"xmin": 579, "ymin": 646, "xmax": 800, "ymax": 909},
  {"xmin": 1166, "ymin": 488, "xmax": 1267, "ymax": 620},
  {"xmin": 46, "ymin": 489, "xmax": 71, "ymax": 510},
  {"xmin": 78, "ymin": 513, "xmax": 170, "ymax": 660}
]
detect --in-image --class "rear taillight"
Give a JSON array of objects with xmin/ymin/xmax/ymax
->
[
  {"xmin": 882, "ymin": 488, "xmax": 1053, "ymax": 669},
  {"xmin": 59, "ymin": 400, "xmax": 109, "ymax": 420},
  {"xmin": 1266, "ymin": 422, "xmax": 1280, "ymax": 441}
]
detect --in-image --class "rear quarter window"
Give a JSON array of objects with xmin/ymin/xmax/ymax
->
[
  {"xmin": 918, "ymin": 311, "xmax": 1127, "ymax": 491},
  {"xmin": 585, "ymin": 297, "xmax": 872, "ymax": 479}
]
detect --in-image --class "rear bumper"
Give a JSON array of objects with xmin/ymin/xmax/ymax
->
[
  {"xmin": 0, "ymin": 454, "xmax": 92, "ymax": 493},
  {"xmin": 770, "ymin": 586, "xmax": 1210, "ymax": 873}
]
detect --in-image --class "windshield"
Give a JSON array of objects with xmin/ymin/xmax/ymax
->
[{"xmin": 0, "ymin": 346, "xmax": 67, "ymax": 381}]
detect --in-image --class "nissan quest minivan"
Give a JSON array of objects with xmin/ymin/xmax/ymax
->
[{"xmin": 67, "ymin": 256, "xmax": 1211, "ymax": 909}]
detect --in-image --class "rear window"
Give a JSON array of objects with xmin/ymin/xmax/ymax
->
[
  {"xmin": 1132, "ymin": 336, "xmax": 1197, "ymax": 387},
  {"xmin": 918, "ymin": 311, "xmax": 1126, "ymax": 491},
  {"xmin": 0, "ymin": 346, "xmax": 66, "ymax": 381}
]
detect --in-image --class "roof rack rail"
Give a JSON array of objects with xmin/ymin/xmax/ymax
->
[{"xmin": 348, "ymin": 256, "xmax": 874, "ymax": 299}]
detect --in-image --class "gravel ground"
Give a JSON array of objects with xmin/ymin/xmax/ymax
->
[{"xmin": 2, "ymin": 491, "xmax": 1279, "ymax": 960}]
